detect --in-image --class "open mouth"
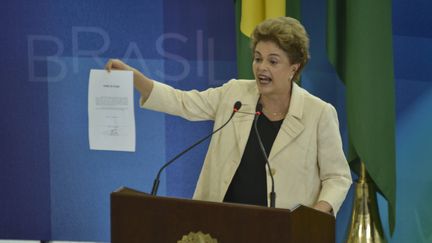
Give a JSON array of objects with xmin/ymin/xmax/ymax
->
[{"xmin": 258, "ymin": 74, "xmax": 272, "ymax": 84}]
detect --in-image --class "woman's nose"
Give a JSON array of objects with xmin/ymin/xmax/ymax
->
[{"xmin": 255, "ymin": 60, "xmax": 265, "ymax": 69}]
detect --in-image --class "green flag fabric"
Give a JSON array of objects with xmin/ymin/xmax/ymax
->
[
  {"xmin": 235, "ymin": 0, "xmax": 301, "ymax": 79},
  {"xmin": 327, "ymin": 0, "xmax": 396, "ymax": 234}
]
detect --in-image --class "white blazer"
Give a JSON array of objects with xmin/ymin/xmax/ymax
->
[{"xmin": 142, "ymin": 79, "xmax": 352, "ymax": 215}]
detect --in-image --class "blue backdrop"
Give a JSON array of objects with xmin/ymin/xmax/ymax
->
[{"xmin": 1, "ymin": 0, "xmax": 431, "ymax": 242}]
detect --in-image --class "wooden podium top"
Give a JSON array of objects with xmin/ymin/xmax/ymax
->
[{"xmin": 111, "ymin": 187, "xmax": 335, "ymax": 243}]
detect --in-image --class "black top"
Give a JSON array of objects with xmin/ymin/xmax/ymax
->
[{"xmin": 223, "ymin": 114, "xmax": 283, "ymax": 206}]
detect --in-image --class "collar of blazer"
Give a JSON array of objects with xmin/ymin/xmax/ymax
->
[
  {"xmin": 232, "ymin": 81, "xmax": 305, "ymax": 161},
  {"xmin": 288, "ymin": 82, "xmax": 304, "ymax": 119}
]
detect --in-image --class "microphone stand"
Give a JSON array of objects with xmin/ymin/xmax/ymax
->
[
  {"xmin": 253, "ymin": 104, "xmax": 276, "ymax": 208},
  {"xmin": 150, "ymin": 101, "xmax": 242, "ymax": 196}
]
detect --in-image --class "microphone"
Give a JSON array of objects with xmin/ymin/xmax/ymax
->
[
  {"xmin": 253, "ymin": 103, "xmax": 276, "ymax": 208},
  {"xmin": 150, "ymin": 101, "xmax": 242, "ymax": 195}
]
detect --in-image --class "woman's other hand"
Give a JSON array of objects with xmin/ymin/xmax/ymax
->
[{"xmin": 313, "ymin": 200, "xmax": 333, "ymax": 215}]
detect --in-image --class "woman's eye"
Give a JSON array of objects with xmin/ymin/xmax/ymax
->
[
  {"xmin": 254, "ymin": 57, "xmax": 262, "ymax": 62},
  {"xmin": 270, "ymin": 60, "xmax": 278, "ymax": 65}
]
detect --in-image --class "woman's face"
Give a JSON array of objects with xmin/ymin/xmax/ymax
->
[{"xmin": 253, "ymin": 41, "xmax": 299, "ymax": 97}]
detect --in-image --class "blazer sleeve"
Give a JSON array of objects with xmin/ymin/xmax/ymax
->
[
  {"xmin": 140, "ymin": 80, "xmax": 235, "ymax": 121},
  {"xmin": 316, "ymin": 103, "xmax": 352, "ymax": 216}
]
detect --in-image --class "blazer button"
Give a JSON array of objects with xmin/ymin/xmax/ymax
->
[{"xmin": 270, "ymin": 168, "xmax": 276, "ymax": 176}]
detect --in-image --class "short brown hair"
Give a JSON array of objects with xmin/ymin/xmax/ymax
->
[{"xmin": 251, "ymin": 17, "xmax": 310, "ymax": 81}]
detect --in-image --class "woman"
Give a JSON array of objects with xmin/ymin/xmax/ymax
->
[{"xmin": 105, "ymin": 17, "xmax": 352, "ymax": 216}]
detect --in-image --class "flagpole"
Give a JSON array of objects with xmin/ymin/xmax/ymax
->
[{"xmin": 346, "ymin": 161, "xmax": 387, "ymax": 242}]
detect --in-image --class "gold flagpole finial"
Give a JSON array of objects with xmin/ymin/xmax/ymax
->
[{"xmin": 346, "ymin": 161, "xmax": 387, "ymax": 243}]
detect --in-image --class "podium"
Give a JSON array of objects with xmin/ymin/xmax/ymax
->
[{"xmin": 111, "ymin": 187, "xmax": 335, "ymax": 243}]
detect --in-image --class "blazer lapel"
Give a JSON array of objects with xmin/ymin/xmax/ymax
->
[
  {"xmin": 268, "ymin": 83, "xmax": 305, "ymax": 160},
  {"xmin": 268, "ymin": 115, "xmax": 304, "ymax": 160},
  {"xmin": 233, "ymin": 84, "xmax": 260, "ymax": 155}
]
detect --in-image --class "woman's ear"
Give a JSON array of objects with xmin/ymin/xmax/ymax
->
[{"xmin": 292, "ymin": 63, "xmax": 301, "ymax": 73}]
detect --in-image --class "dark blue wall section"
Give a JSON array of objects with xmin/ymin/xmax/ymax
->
[
  {"xmin": 1, "ymin": 1, "xmax": 52, "ymax": 240},
  {"xmin": 1, "ymin": 0, "xmax": 432, "ymax": 242},
  {"xmin": 390, "ymin": 0, "xmax": 432, "ymax": 242}
]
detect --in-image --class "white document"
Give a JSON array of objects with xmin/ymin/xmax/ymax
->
[{"xmin": 88, "ymin": 69, "xmax": 136, "ymax": 152}]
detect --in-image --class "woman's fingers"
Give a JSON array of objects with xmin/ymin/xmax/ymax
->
[
  {"xmin": 105, "ymin": 59, "xmax": 122, "ymax": 71},
  {"xmin": 105, "ymin": 59, "xmax": 131, "ymax": 72},
  {"xmin": 105, "ymin": 59, "xmax": 114, "ymax": 72}
]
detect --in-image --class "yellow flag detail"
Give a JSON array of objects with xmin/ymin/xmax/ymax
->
[{"xmin": 240, "ymin": 0, "xmax": 286, "ymax": 37}]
